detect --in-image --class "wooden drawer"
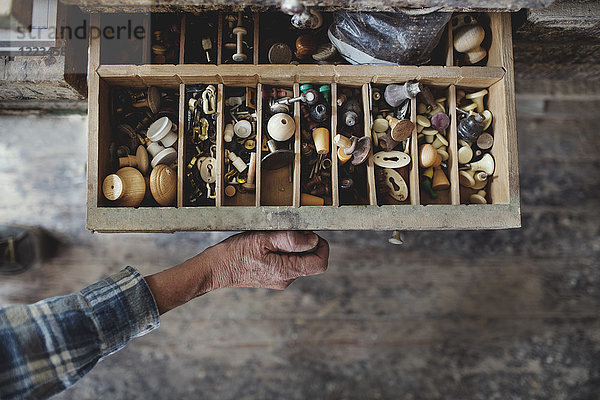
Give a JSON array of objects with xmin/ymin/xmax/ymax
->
[{"xmin": 87, "ymin": 12, "xmax": 520, "ymax": 232}]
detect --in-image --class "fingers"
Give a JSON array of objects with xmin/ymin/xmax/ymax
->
[
  {"xmin": 294, "ymin": 237, "xmax": 329, "ymax": 276},
  {"xmin": 269, "ymin": 236, "xmax": 329, "ymax": 279},
  {"xmin": 263, "ymin": 231, "xmax": 320, "ymax": 254}
]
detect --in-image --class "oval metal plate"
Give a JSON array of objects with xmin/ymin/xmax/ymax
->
[
  {"xmin": 373, "ymin": 151, "xmax": 411, "ymax": 169},
  {"xmin": 199, "ymin": 157, "xmax": 217, "ymax": 183},
  {"xmin": 383, "ymin": 168, "xmax": 408, "ymax": 202}
]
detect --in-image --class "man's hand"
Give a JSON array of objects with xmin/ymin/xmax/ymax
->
[{"xmin": 144, "ymin": 231, "xmax": 329, "ymax": 314}]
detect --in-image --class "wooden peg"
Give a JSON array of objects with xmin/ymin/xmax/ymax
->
[
  {"xmin": 432, "ymin": 166, "xmax": 450, "ymax": 190},
  {"xmin": 118, "ymin": 145, "xmax": 149, "ymax": 175},
  {"xmin": 242, "ymin": 152, "xmax": 256, "ymax": 191},
  {"xmin": 465, "ymin": 89, "xmax": 488, "ymax": 113},
  {"xmin": 150, "ymin": 164, "xmax": 177, "ymax": 206},
  {"xmin": 103, "ymin": 167, "xmax": 146, "ymax": 207}
]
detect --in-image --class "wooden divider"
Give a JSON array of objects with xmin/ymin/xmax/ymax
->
[
  {"xmin": 446, "ymin": 20, "xmax": 454, "ymax": 67},
  {"xmin": 362, "ymin": 84, "xmax": 377, "ymax": 206},
  {"xmin": 253, "ymin": 13, "xmax": 260, "ymax": 65},
  {"xmin": 255, "ymin": 83, "xmax": 263, "ymax": 207},
  {"xmin": 409, "ymin": 97, "xmax": 420, "ymax": 205},
  {"xmin": 217, "ymin": 12, "xmax": 223, "ymax": 65},
  {"xmin": 215, "ymin": 83, "xmax": 225, "ymax": 207},
  {"xmin": 448, "ymin": 85, "xmax": 460, "ymax": 205},
  {"xmin": 179, "ymin": 14, "xmax": 186, "ymax": 65},
  {"xmin": 487, "ymin": 79, "xmax": 511, "ymax": 205},
  {"xmin": 330, "ymin": 83, "xmax": 339, "ymax": 207},
  {"xmin": 177, "ymin": 83, "xmax": 186, "ymax": 207},
  {"xmin": 293, "ymin": 83, "xmax": 301, "ymax": 207}
]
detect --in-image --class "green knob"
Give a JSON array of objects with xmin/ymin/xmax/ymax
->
[
  {"xmin": 422, "ymin": 177, "xmax": 438, "ymax": 199},
  {"xmin": 300, "ymin": 84, "xmax": 313, "ymax": 93},
  {"xmin": 319, "ymin": 85, "xmax": 331, "ymax": 102}
]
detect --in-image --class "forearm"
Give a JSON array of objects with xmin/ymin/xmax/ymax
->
[
  {"xmin": 0, "ymin": 267, "xmax": 159, "ymax": 399},
  {"xmin": 144, "ymin": 251, "xmax": 216, "ymax": 314}
]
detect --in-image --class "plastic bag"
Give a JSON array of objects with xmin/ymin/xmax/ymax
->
[{"xmin": 328, "ymin": 11, "xmax": 451, "ymax": 65}]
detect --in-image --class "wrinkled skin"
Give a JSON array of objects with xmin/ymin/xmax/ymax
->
[
  {"xmin": 206, "ymin": 231, "xmax": 329, "ymax": 290},
  {"xmin": 145, "ymin": 231, "xmax": 330, "ymax": 314}
]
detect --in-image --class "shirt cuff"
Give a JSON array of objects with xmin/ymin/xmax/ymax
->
[{"xmin": 79, "ymin": 266, "xmax": 160, "ymax": 358}]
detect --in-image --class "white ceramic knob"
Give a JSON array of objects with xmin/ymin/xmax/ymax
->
[
  {"xmin": 150, "ymin": 147, "xmax": 177, "ymax": 168},
  {"xmin": 267, "ymin": 113, "xmax": 295, "ymax": 141},
  {"xmin": 234, "ymin": 120, "xmax": 252, "ymax": 138},
  {"xmin": 147, "ymin": 141, "xmax": 165, "ymax": 158},
  {"xmin": 147, "ymin": 117, "xmax": 178, "ymax": 148}
]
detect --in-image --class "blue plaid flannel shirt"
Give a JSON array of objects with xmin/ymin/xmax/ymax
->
[{"xmin": 0, "ymin": 266, "xmax": 160, "ymax": 399}]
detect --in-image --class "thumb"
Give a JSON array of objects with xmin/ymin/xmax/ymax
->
[{"xmin": 263, "ymin": 231, "xmax": 319, "ymax": 254}]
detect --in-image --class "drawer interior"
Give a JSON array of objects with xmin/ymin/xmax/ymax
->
[{"xmin": 88, "ymin": 11, "xmax": 519, "ymax": 231}]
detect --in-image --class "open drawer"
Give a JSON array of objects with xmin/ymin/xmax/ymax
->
[{"xmin": 87, "ymin": 12, "xmax": 519, "ymax": 232}]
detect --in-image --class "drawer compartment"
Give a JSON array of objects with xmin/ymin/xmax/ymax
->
[{"xmin": 87, "ymin": 12, "xmax": 519, "ymax": 232}]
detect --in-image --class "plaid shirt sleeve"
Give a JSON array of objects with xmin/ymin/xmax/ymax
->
[{"xmin": 0, "ymin": 266, "xmax": 160, "ymax": 399}]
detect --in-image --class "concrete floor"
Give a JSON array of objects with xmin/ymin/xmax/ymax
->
[{"xmin": 0, "ymin": 79, "xmax": 599, "ymax": 399}]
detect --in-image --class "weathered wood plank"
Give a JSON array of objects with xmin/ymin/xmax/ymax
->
[{"xmin": 61, "ymin": 0, "xmax": 554, "ymax": 13}]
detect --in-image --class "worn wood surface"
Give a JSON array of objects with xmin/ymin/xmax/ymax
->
[
  {"xmin": 60, "ymin": 0, "xmax": 554, "ymax": 12},
  {"xmin": 0, "ymin": 77, "xmax": 598, "ymax": 398}
]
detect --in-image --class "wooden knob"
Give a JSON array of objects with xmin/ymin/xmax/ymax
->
[
  {"xmin": 150, "ymin": 164, "xmax": 177, "ymax": 206},
  {"xmin": 477, "ymin": 132, "xmax": 494, "ymax": 150},
  {"xmin": 432, "ymin": 166, "xmax": 450, "ymax": 190},
  {"xmin": 132, "ymin": 87, "xmax": 161, "ymax": 114},
  {"xmin": 454, "ymin": 24, "xmax": 487, "ymax": 65},
  {"xmin": 373, "ymin": 117, "xmax": 388, "ymax": 133},
  {"xmin": 118, "ymin": 145, "xmax": 149, "ymax": 175},
  {"xmin": 102, "ymin": 167, "xmax": 146, "ymax": 207},
  {"xmin": 432, "ymin": 152, "xmax": 442, "ymax": 168},
  {"xmin": 390, "ymin": 118, "xmax": 414, "ymax": 142},
  {"xmin": 457, "ymin": 144, "xmax": 473, "ymax": 164},
  {"xmin": 312, "ymin": 127, "xmax": 329, "ymax": 155},
  {"xmin": 301, "ymin": 193, "xmax": 324, "ymax": 206},
  {"xmin": 224, "ymin": 185, "xmax": 237, "ymax": 197},
  {"xmin": 470, "ymin": 190, "xmax": 487, "ymax": 204},
  {"xmin": 337, "ymin": 147, "xmax": 352, "ymax": 165},
  {"xmin": 295, "ymin": 34, "xmax": 316, "ymax": 59},
  {"xmin": 465, "ymin": 89, "xmax": 488, "ymax": 113},
  {"xmin": 419, "ymin": 144, "xmax": 438, "ymax": 168}
]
